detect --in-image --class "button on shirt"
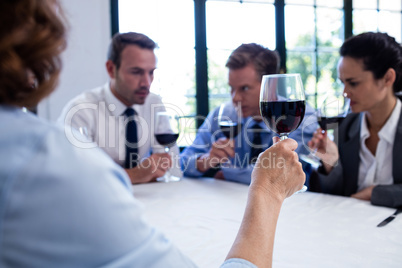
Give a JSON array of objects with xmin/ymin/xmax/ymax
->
[{"xmin": 357, "ymin": 98, "xmax": 401, "ymax": 191}]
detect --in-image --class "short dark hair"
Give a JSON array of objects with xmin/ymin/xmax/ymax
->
[
  {"xmin": 107, "ymin": 32, "xmax": 158, "ymax": 69},
  {"xmin": 225, "ymin": 43, "xmax": 280, "ymax": 81},
  {"xmin": 340, "ymin": 32, "xmax": 402, "ymax": 93}
]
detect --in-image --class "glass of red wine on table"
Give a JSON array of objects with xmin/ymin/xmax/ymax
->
[
  {"xmin": 259, "ymin": 73, "xmax": 307, "ymax": 193},
  {"xmin": 154, "ymin": 111, "xmax": 181, "ymax": 182},
  {"xmin": 217, "ymin": 102, "xmax": 242, "ymax": 167},
  {"xmin": 299, "ymin": 92, "xmax": 350, "ymax": 168}
]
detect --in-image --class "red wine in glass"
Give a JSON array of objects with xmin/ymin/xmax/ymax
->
[
  {"xmin": 154, "ymin": 111, "xmax": 181, "ymax": 182},
  {"xmin": 260, "ymin": 100, "xmax": 305, "ymax": 136},
  {"xmin": 318, "ymin": 116, "xmax": 345, "ymax": 131},
  {"xmin": 260, "ymin": 73, "xmax": 307, "ymax": 193},
  {"xmin": 300, "ymin": 93, "xmax": 350, "ymax": 168},
  {"xmin": 219, "ymin": 121, "xmax": 242, "ymax": 139},
  {"xmin": 155, "ymin": 133, "xmax": 179, "ymax": 147},
  {"xmin": 317, "ymin": 94, "xmax": 350, "ymax": 131},
  {"xmin": 218, "ymin": 102, "xmax": 242, "ymax": 140}
]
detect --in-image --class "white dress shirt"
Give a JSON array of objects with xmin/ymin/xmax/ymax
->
[
  {"xmin": 58, "ymin": 83, "xmax": 182, "ymax": 177},
  {"xmin": 357, "ymin": 98, "xmax": 401, "ymax": 191}
]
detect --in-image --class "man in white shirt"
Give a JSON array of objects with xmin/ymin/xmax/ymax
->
[{"xmin": 58, "ymin": 32, "xmax": 182, "ymax": 184}]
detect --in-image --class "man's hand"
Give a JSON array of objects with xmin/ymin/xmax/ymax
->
[
  {"xmin": 196, "ymin": 138, "xmax": 235, "ymax": 173},
  {"xmin": 125, "ymin": 153, "xmax": 172, "ymax": 184},
  {"xmin": 214, "ymin": 170, "xmax": 225, "ymax": 180}
]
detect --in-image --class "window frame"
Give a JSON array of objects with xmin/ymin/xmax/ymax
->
[{"xmin": 111, "ymin": 0, "xmax": 401, "ymax": 122}]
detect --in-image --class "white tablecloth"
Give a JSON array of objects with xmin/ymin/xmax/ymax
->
[{"xmin": 133, "ymin": 178, "xmax": 402, "ymax": 268}]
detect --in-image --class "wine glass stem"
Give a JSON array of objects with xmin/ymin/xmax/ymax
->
[
  {"xmin": 164, "ymin": 146, "xmax": 171, "ymax": 179},
  {"xmin": 311, "ymin": 147, "xmax": 318, "ymax": 156},
  {"xmin": 280, "ymin": 134, "xmax": 288, "ymax": 141}
]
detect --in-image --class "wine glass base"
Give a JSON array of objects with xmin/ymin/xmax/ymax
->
[
  {"xmin": 156, "ymin": 175, "xmax": 181, "ymax": 183},
  {"xmin": 295, "ymin": 185, "xmax": 308, "ymax": 194},
  {"xmin": 299, "ymin": 154, "xmax": 321, "ymax": 169}
]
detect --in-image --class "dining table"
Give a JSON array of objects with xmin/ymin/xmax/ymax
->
[{"xmin": 132, "ymin": 177, "xmax": 402, "ymax": 268}]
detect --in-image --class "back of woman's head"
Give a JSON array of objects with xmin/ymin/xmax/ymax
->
[
  {"xmin": 340, "ymin": 32, "xmax": 402, "ymax": 92},
  {"xmin": 0, "ymin": 0, "xmax": 67, "ymax": 107}
]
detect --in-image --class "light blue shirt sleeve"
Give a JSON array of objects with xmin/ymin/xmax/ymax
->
[
  {"xmin": 0, "ymin": 106, "xmax": 267, "ymax": 268},
  {"xmin": 0, "ymin": 107, "xmax": 196, "ymax": 268},
  {"xmin": 220, "ymin": 258, "xmax": 258, "ymax": 268},
  {"xmin": 180, "ymin": 107, "xmax": 221, "ymax": 177},
  {"xmin": 222, "ymin": 166, "xmax": 254, "ymax": 184}
]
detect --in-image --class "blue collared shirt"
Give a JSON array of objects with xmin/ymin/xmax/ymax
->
[
  {"xmin": 180, "ymin": 103, "xmax": 317, "ymax": 184},
  {"xmin": 0, "ymin": 105, "xmax": 255, "ymax": 268}
]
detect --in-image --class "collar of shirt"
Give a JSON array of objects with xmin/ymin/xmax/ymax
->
[
  {"xmin": 378, "ymin": 98, "xmax": 401, "ymax": 144},
  {"xmin": 104, "ymin": 82, "xmax": 139, "ymax": 117},
  {"xmin": 357, "ymin": 98, "xmax": 400, "ymax": 190},
  {"xmin": 241, "ymin": 117, "xmax": 271, "ymax": 133}
]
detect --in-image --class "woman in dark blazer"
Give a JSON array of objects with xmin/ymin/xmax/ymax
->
[{"xmin": 309, "ymin": 32, "xmax": 402, "ymax": 208}]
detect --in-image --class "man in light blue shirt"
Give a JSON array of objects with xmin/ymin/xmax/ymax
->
[{"xmin": 181, "ymin": 43, "xmax": 317, "ymax": 183}]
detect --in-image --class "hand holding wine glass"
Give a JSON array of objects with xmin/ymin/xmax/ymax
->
[
  {"xmin": 154, "ymin": 111, "xmax": 180, "ymax": 182},
  {"xmin": 259, "ymin": 73, "xmax": 307, "ymax": 193},
  {"xmin": 317, "ymin": 93, "xmax": 350, "ymax": 131},
  {"xmin": 218, "ymin": 102, "xmax": 242, "ymax": 140},
  {"xmin": 217, "ymin": 102, "xmax": 242, "ymax": 167},
  {"xmin": 301, "ymin": 92, "xmax": 350, "ymax": 167}
]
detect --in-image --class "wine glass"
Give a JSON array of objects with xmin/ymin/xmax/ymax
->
[
  {"xmin": 300, "ymin": 92, "xmax": 350, "ymax": 167},
  {"xmin": 217, "ymin": 102, "xmax": 242, "ymax": 167},
  {"xmin": 260, "ymin": 73, "xmax": 307, "ymax": 193},
  {"xmin": 317, "ymin": 92, "xmax": 350, "ymax": 131},
  {"xmin": 154, "ymin": 111, "xmax": 181, "ymax": 182},
  {"xmin": 218, "ymin": 102, "xmax": 242, "ymax": 140}
]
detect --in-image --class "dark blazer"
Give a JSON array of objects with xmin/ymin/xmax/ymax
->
[{"xmin": 310, "ymin": 103, "xmax": 402, "ymax": 208}]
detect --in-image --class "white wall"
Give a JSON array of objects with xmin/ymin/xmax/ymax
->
[{"xmin": 38, "ymin": 0, "xmax": 111, "ymax": 121}]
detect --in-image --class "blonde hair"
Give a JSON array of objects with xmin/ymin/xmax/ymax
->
[{"xmin": 0, "ymin": 0, "xmax": 67, "ymax": 107}]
